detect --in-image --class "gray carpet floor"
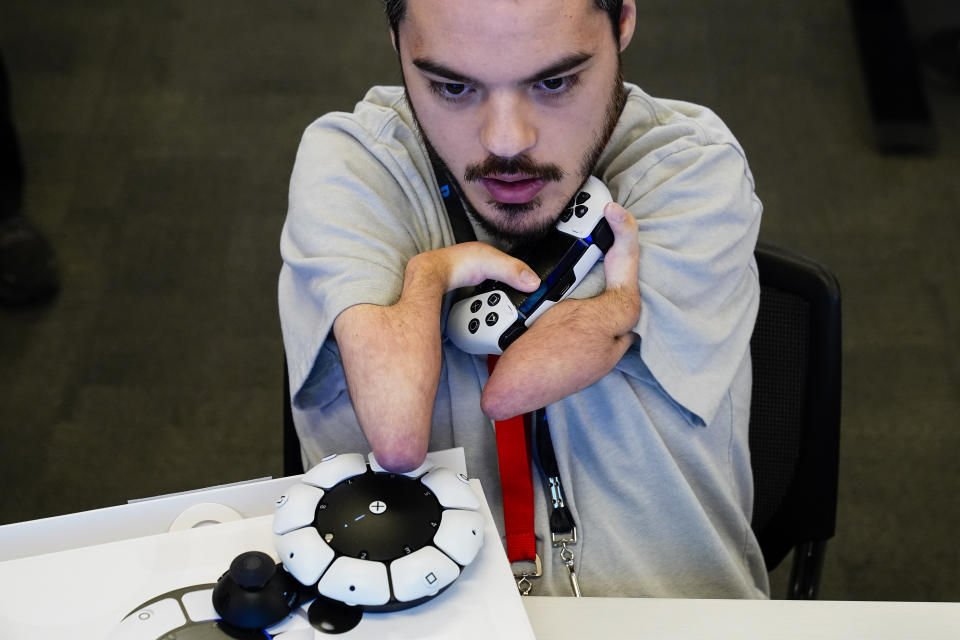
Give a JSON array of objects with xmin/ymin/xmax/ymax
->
[{"xmin": 1, "ymin": 1, "xmax": 958, "ymax": 602}]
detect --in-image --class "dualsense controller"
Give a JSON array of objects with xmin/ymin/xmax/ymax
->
[{"xmin": 447, "ymin": 176, "xmax": 615, "ymax": 355}]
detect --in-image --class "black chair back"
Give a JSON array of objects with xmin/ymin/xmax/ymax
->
[{"xmin": 749, "ymin": 243, "xmax": 842, "ymax": 598}]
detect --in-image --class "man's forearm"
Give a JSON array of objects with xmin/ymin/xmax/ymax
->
[
  {"xmin": 482, "ymin": 202, "xmax": 641, "ymax": 420},
  {"xmin": 333, "ymin": 243, "xmax": 542, "ymax": 472},
  {"xmin": 481, "ymin": 286, "xmax": 640, "ymax": 420},
  {"xmin": 333, "ymin": 253, "xmax": 448, "ymax": 472}
]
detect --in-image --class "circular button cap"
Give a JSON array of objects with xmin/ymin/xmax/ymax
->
[
  {"xmin": 485, "ymin": 312, "xmax": 499, "ymax": 326},
  {"xmin": 468, "ymin": 318, "xmax": 480, "ymax": 334},
  {"xmin": 470, "ymin": 299, "xmax": 482, "ymax": 313},
  {"xmin": 230, "ymin": 551, "xmax": 277, "ymax": 589},
  {"xmin": 487, "ymin": 293, "xmax": 501, "ymax": 306}
]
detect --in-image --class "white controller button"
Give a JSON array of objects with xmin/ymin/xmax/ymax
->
[
  {"xmin": 276, "ymin": 527, "xmax": 335, "ymax": 585},
  {"xmin": 274, "ymin": 483, "xmax": 324, "ymax": 535},
  {"xmin": 390, "ymin": 546, "xmax": 460, "ymax": 602},
  {"xmin": 421, "ymin": 467, "xmax": 480, "ymax": 510},
  {"xmin": 181, "ymin": 588, "xmax": 218, "ymax": 622},
  {"xmin": 434, "ymin": 508, "xmax": 485, "ymax": 566},
  {"xmin": 317, "ymin": 557, "xmax": 390, "ymax": 607},
  {"xmin": 302, "ymin": 452, "xmax": 367, "ymax": 489}
]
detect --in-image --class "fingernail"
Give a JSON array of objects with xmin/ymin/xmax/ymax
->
[{"xmin": 605, "ymin": 203, "xmax": 626, "ymax": 222}]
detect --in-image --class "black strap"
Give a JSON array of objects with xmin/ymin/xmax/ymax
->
[
  {"xmin": 533, "ymin": 409, "xmax": 577, "ymax": 538},
  {"xmin": 432, "ymin": 159, "xmax": 477, "ymax": 244}
]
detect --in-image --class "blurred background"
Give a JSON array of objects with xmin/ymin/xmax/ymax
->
[{"xmin": 1, "ymin": 1, "xmax": 957, "ymax": 601}]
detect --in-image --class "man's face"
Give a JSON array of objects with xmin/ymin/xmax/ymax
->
[{"xmin": 396, "ymin": 0, "xmax": 632, "ymax": 242}]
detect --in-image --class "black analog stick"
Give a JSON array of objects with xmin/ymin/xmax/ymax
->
[
  {"xmin": 231, "ymin": 551, "xmax": 276, "ymax": 588},
  {"xmin": 213, "ymin": 551, "xmax": 301, "ymax": 630}
]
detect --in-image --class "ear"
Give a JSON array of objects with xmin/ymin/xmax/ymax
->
[
  {"xmin": 389, "ymin": 26, "xmax": 398, "ymax": 52},
  {"xmin": 618, "ymin": 0, "xmax": 637, "ymax": 52}
]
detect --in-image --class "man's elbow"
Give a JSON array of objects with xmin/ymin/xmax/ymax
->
[
  {"xmin": 370, "ymin": 433, "xmax": 429, "ymax": 473},
  {"xmin": 480, "ymin": 383, "xmax": 525, "ymax": 422}
]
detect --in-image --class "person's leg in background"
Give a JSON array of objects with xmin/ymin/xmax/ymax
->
[{"xmin": 0, "ymin": 49, "xmax": 59, "ymax": 305}]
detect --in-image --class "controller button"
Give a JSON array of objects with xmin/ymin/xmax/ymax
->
[
  {"xmin": 468, "ymin": 319, "xmax": 480, "ymax": 334},
  {"xmin": 487, "ymin": 293, "xmax": 500, "ymax": 306},
  {"xmin": 560, "ymin": 208, "xmax": 573, "ymax": 222},
  {"xmin": 470, "ymin": 299, "xmax": 482, "ymax": 313},
  {"xmin": 230, "ymin": 551, "xmax": 277, "ymax": 589},
  {"xmin": 485, "ymin": 312, "xmax": 499, "ymax": 326},
  {"xmin": 576, "ymin": 191, "xmax": 591, "ymax": 204},
  {"xmin": 575, "ymin": 205, "xmax": 588, "ymax": 218},
  {"xmin": 182, "ymin": 588, "xmax": 219, "ymax": 622}
]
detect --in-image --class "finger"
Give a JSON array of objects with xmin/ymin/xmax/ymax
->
[
  {"xmin": 602, "ymin": 202, "xmax": 639, "ymax": 290},
  {"xmin": 446, "ymin": 242, "xmax": 541, "ymax": 292},
  {"xmin": 487, "ymin": 256, "xmax": 541, "ymax": 292}
]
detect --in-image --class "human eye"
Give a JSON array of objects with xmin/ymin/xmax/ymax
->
[
  {"xmin": 534, "ymin": 73, "xmax": 580, "ymax": 97},
  {"xmin": 427, "ymin": 80, "xmax": 474, "ymax": 103}
]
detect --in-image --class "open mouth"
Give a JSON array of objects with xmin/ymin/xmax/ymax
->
[{"xmin": 480, "ymin": 176, "xmax": 548, "ymax": 204}]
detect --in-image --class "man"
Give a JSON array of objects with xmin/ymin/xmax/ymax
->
[{"xmin": 279, "ymin": 0, "xmax": 768, "ymax": 598}]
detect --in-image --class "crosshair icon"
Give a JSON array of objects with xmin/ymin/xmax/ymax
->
[{"xmin": 369, "ymin": 500, "xmax": 387, "ymax": 514}]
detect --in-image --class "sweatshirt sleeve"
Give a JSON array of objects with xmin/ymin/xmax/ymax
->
[
  {"xmin": 278, "ymin": 110, "xmax": 450, "ymax": 408},
  {"xmin": 611, "ymin": 138, "xmax": 762, "ymax": 427}
]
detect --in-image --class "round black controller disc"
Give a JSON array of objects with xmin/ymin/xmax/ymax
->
[{"xmin": 314, "ymin": 470, "xmax": 443, "ymax": 562}]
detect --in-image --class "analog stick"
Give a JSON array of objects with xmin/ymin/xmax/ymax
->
[{"xmin": 212, "ymin": 551, "xmax": 301, "ymax": 629}]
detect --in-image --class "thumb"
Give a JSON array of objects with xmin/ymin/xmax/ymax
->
[
  {"xmin": 602, "ymin": 202, "xmax": 639, "ymax": 291},
  {"xmin": 444, "ymin": 242, "xmax": 541, "ymax": 292},
  {"xmin": 494, "ymin": 257, "xmax": 541, "ymax": 293}
]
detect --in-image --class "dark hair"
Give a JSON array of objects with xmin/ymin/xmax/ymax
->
[{"xmin": 383, "ymin": 0, "xmax": 624, "ymax": 43}]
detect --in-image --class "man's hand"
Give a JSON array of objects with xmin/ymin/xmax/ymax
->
[
  {"xmin": 482, "ymin": 202, "xmax": 641, "ymax": 420},
  {"xmin": 333, "ymin": 242, "xmax": 539, "ymax": 472}
]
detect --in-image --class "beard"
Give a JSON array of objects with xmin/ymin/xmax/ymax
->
[{"xmin": 405, "ymin": 66, "xmax": 627, "ymax": 246}]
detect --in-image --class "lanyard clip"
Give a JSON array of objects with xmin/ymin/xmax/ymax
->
[
  {"xmin": 557, "ymin": 541, "xmax": 583, "ymax": 597},
  {"xmin": 511, "ymin": 554, "xmax": 542, "ymax": 596},
  {"xmin": 550, "ymin": 526, "xmax": 577, "ymax": 546}
]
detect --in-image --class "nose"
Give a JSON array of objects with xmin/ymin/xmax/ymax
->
[{"xmin": 480, "ymin": 92, "xmax": 536, "ymax": 160}]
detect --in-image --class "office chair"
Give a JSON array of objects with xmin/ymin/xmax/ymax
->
[
  {"xmin": 281, "ymin": 243, "xmax": 843, "ymax": 599},
  {"xmin": 749, "ymin": 242, "xmax": 842, "ymax": 599}
]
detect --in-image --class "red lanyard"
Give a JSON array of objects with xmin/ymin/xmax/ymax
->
[
  {"xmin": 487, "ymin": 355, "xmax": 537, "ymax": 565},
  {"xmin": 487, "ymin": 355, "xmax": 582, "ymax": 596}
]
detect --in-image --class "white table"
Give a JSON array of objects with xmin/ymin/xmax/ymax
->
[{"xmin": 522, "ymin": 595, "xmax": 960, "ymax": 639}]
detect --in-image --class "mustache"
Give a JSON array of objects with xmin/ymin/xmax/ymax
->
[{"xmin": 463, "ymin": 154, "xmax": 565, "ymax": 183}]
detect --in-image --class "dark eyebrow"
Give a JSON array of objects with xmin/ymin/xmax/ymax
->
[
  {"xmin": 412, "ymin": 51, "xmax": 593, "ymax": 87},
  {"xmin": 520, "ymin": 52, "xmax": 593, "ymax": 84},
  {"xmin": 412, "ymin": 58, "xmax": 478, "ymax": 85}
]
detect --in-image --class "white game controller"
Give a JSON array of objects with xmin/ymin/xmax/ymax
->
[
  {"xmin": 447, "ymin": 176, "xmax": 614, "ymax": 354},
  {"xmin": 274, "ymin": 453, "xmax": 485, "ymax": 610},
  {"xmin": 109, "ymin": 455, "xmax": 487, "ymax": 638}
]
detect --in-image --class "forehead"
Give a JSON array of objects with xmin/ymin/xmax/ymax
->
[{"xmin": 399, "ymin": 0, "xmax": 611, "ymax": 80}]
